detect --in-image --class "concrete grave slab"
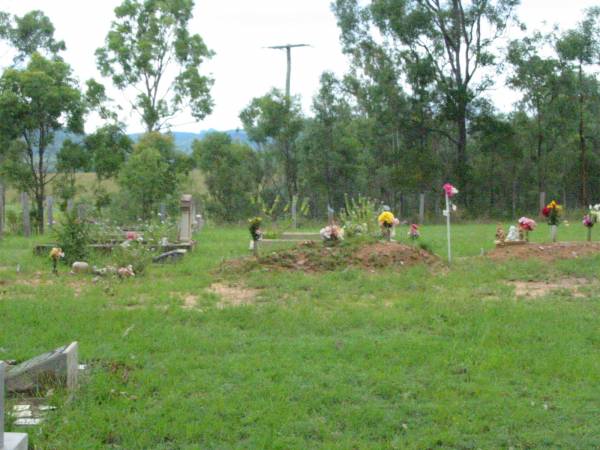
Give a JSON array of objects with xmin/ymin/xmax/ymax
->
[{"xmin": 6, "ymin": 342, "xmax": 78, "ymax": 393}]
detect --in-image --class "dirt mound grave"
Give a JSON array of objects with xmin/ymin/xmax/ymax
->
[
  {"xmin": 229, "ymin": 241, "xmax": 439, "ymax": 273},
  {"xmin": 488, "ymin": 242, "xmax": 600, "ymax": 262}
]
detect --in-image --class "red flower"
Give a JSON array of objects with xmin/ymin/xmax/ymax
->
[{"xmin": 542, "ymin": 207, "xmax": 551, "ymax": 217}]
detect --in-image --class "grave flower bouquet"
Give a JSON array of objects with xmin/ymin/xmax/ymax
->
[
  {"xmin": 542, "ymin": 200, "xmax": 562, "ymax": 226},
  {"xmin": 518, "ymin": 217, "xmax": 536, "ymax": 241},
  {"xmin": 583, "ymin": 204, "xmax": 600, "ymax": 241},
  {"xmin": 408, "ymin": 224, "xmax": 420, "ymax": 241},
  {"xmin": 320, "ymin": 225, "xmax": 344, "ymax": 243},
  {"xmin": 49, "ymin": 247, "xmax": 64, "ymax": 274},
  {"xmin": 248, "ymin": 217, "xmax": 263, "ymax": 242},
  {"xmin": 378, "ymin": 211, "xmax": 399, "ymax": 241},
  {"xmin": 542, "ymin": 200, "xmax": 561, "ymax": 242}
]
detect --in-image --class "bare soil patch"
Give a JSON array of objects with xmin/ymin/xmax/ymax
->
[
  {"xmin": 509, "ymin": 277, "xmax": 596, "ymax": 299},
  {"xmin": 488, "ymin": 242, "xmax": 600, "ymax": 262},
  {"xmin": 208, "ymin": 283, "xmax": 260, "ymax": 309},
  {"xmin": 227, "ymin": 241, "xmax": 438, "ymax": 273}
]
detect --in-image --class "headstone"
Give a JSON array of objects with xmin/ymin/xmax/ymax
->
[
  {"xmin": 20, "ymin": 193, "xmax": 30, "ymax": 237},
  {"xmin": 1, "ymin": 362, "xmax": 29, "ymax": 450},
  {"xmin": 419, "ymin": 193, "xmax": 425, "ymax": 225},
  {"xmin": 46, "ymin": 196, "xmax": 54, "ymax": 230},
  {"xmin": 179, "ymin": 194, "xmax": 193, "ymax": 242},
  {"xmin": 67, "ymin": 199, "xmax": 74, "ymax": 214},
  {"xmin": 5, "ymin": 342, "xmax": 78, "ymax": 393},
  {"xmin": 153, "ymin": 249, "xmax": 187, "ymax": 264}
]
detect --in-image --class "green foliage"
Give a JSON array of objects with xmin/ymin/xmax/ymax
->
[
  {"xmin": 339, "ymin": 194, "xmax": 380, "ymax": 238},
  {"xmin": 110, "ymin": 240, "xmax": 152, "ymax": 275},
  {"xmin": 96, "ymin": 0, "xmax": 214, "ymax": 131},
  {"xmin": 0, "ymin": 10, "xmax": 65, "ymax": 63},
  {"xmin": 240, "ymin": 89, "xmax": 304, "ymax": 201},
  {"xmin": 194, "ymin": 132, "xmax": 260, "ymax": 222},
  {"xmin": 117, "ymin": 132, "xmax": 186, "ymax": 221},
  {"xmin": 0, "ymin": 53, "xmax": 86, "ymax": 233},
  {"xmin": 84, "ymin": 124, "xmax": 132, "ymax": 181},
  {"xmin": 54, "ymin": 210, "xmax": 90, "ymax": 265}
]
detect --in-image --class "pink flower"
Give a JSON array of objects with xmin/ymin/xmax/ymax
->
[
  {"xmin": 443, "ymin": 183, "xmax": 459, "ymax": 198},
  {"xmin": 126, "ymin": 231, "xmax": 138, "ymax": 240},
  {"xmin": 518, "ymin": 217, "xmax": 537, "ymax": 231}
]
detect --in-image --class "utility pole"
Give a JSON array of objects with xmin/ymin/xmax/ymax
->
[{"xmin": 266, "ymin": 44, "xmax": 310, "ymax": 97}]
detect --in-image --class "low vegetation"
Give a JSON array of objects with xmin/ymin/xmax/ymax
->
[{"xmin": 2, "ymin": 224, "xmax": 600, "ymax": 447}]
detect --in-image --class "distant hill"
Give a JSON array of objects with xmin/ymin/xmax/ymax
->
[
  {"xmin": 129, "ymin": 129, "xmax": 252, "ymax": 153},
  {"xmin": 45, "ymin": 128, "xmax": 253, "ymax": 162}
]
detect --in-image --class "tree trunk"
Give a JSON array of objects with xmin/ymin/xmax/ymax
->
[{"xmin": 456, "ymin": 106, "xmax": 469, "ymax": 204}]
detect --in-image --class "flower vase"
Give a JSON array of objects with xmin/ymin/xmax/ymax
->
[
  {"xmin": 550, "ymin": 225, "xmax": 557, "ymax": 243},
  {"xmin": 524, "ymin": 230, "xmax": 529, "ymax": 242},
  {"xmin": 253, "ymin": 239, "xmax": 259, "ymax": 257},
  {"xmin": 587, "ymin": 227, "xmax": 592, "ymax": 242},
  {"xmin": 385, "ymin": 228, "xmax": 391, "ymax": 242}
]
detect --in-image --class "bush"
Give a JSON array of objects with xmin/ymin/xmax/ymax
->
[
  {"xmin": 339, "ymin": 194, "xmax": 380, "ymax": 238},
  {"xmin": 111, "ymin": 240, "xmax": 153, "ymax": 275},
  {"xmin": 54, "ymin": 211, "xmax": 90, "ymax": 264}
]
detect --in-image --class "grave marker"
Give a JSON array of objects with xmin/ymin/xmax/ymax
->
[
  {"xmin": 419, "ymin": 193, "xmax": 425, "ymax": 225},
  {"xmin": 179, "ymin": 194, "xmax": 193, "ymax": 242},
  {"xmin": 1, "ymin": 361, "xmax": 29, "ymax": 450},
  {"xmin": 5, "ymin": 342, "xmax": 78, "ymax": 393},
  {"xmin": 20, "ymin": 193, "xmax": 30, "ymax": 237}
]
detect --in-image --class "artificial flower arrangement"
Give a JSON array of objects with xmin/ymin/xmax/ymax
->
[
  {"xmin": 583, "ymin": 204, "xmax": 600, "ymax": 241},
  {"xmin": 517, "ymin": 217, "xmax": 537, "ymax": 241},
  {"xmin": 541, "ymin": 200, "xmax": 561, "ymax": 242},
  {"xmin": 320, "ymin": 225, "xmax": 344, "ymax": 243},
  {"xmin": 49, "ymin": 247, "xmax": 64, "ymax": 274},
  {"xmin": 443, "ymin": 183, "xmax": 459, "ymax": 263},
  {"xmin": 378, "ymin": 210, "xmax": 400, "ymax": 241},
  {"xmin": 408, "ymin": 224, "xmax": 420, "ymax": 241}
]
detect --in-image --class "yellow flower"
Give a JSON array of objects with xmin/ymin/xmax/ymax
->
[
  {"xmin": 378, "ymin": 211, "xmax": 395, "ymax": 225},
  {"xmin": 49, "ymin": 247, "xmax": 64, "ymax": 259}
]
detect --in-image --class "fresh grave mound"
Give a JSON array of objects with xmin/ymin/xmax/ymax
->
[
  {"xmin": 238, "ymin": 241, "xmax": 438, "ymax": 272},
  {"xmin": 488, "ymin": 242, "xmax": 600, "ymax": 262}
]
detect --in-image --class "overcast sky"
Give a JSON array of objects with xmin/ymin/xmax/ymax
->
[{"xmin": 1, "ymin": 0, "xmax": 598, "ymax": 134}]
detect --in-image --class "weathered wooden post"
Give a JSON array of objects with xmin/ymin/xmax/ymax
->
[
  {"xmin": 539, "ymin": 192, "xmax": 546, "ymax": 217},
  {"xmin": 46, "ymin": 196, "xmax": 54, "ymax": 231},
  {"xmin": 291, "ymin": 195, "xmax": 298, "ymax": 229},
  {"xmin": 327, "ymin": 204, "xmax": 334, "ymax": 225},
  {"xmin": 419, "ymin": 193, "xmax": 425, "ymax": 225},
  {"xmin": 21, "ymin": 192, "xmax": 30, "ymax": 237}
]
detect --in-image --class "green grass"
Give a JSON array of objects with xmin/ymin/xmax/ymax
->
[{"xmin": 2, "ymin": 223, "xmax": 600, "ymax": 448}]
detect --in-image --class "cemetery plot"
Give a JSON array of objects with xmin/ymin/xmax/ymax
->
[
  {"xmin": 231, "ymin": 240, "xmax": 438, "ymax": 273},
  {"xmin": 488, "ymin": 241, "xmax": 600, "ymax": 262}
]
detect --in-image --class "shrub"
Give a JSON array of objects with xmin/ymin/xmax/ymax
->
[
  {"xmin": 111, "ymin": 241, "xmax": 153, "ymax": 275},
  {"xmin": 54, "ymin": 210, "xmax": 90, "ymax": 264}
]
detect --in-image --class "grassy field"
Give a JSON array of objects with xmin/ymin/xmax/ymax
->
[{"xmin": 2, "ymin": 223, "xmax": 600, "ymax": 448}]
